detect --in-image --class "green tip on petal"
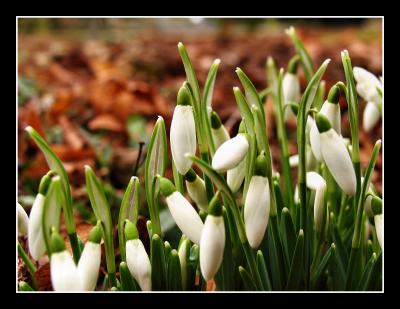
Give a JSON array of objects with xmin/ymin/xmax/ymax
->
[
  {"xmin": 287, "ymin": 55, "xmax": 300, "ymax": 74},
  {"xmin": 254, "ymin": 152, "xmax": 268, "ymax": 177},
  {"xmin": 124, "ymin": 220, "xmax": 139, "ymax": 241},
  {"xmin": 177, "ymin": 85, "xmax": 191, "ymax": 106},
  {"xmin": 210, "ymin": 111, "xmax": 222, "ymax": 129},
  {"xmin": 159, "ymin": 177, "xmax": 176, "ymax": 197},
  {"xmin": 327, "ymin": 85, "xmax": 340, "ymax": 104},
  {"xmin": 315, "ymin": 113, "xmax": 332, "ymax": 133},
  {"xmin": 50, "ymin": 228, "xmax": 65, "ymax": 253},
  {"xmin": 88, "ymin": 222, "xmax": 102, "ymax": 244},
  {"xmin": 208, "ymin": 191, "xmax": 223, "ymax": 217},
  {"xmin": 371, "ymin": 196, "xmax": 382, "ymax": 215},
  {"xmin": 38, "ymin": 172, "xmax": 54, "ymax": 195},
  {"xmin": 184, "ymin": 168, "xmax": 197, "ymax": 183}
]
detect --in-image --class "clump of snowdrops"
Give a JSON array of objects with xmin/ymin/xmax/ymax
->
[{"xmin": 17, "ymin": 27, "xmax": 382, "ymax": 292}]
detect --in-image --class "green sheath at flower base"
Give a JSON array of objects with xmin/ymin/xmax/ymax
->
[
  {"xmin": 327, "ymin": 85, "xmax": 340, "ymax": 104},
  {"xmin": 315, "ymin": 113, "xmax": 332, "ymax": 133},
  {"xmin": 50, "ymin": 229, "xmax": 66, "ymax": 254},
  {"xmin": 177, "ymin": 85, "xmax": 191, "ymax": 106},
  {"xmin": 159, "ymin": 177, "xmax": 176, "ymax": 197},
  {"xmin": 88, "ymin": 222, "xmax": 102, "ymax": 244},
  {"xmin": 254, "ymin": 152, "xmax": 268, "ymax": 177},
  {"xmin": 208, "ymin": 192, "xmax": 223, "ymax": 217},
  {"xmin": 38, "ymin": 170, "xmax": 56, "ymax": 195},
  {"xmin": 371, "ymin": 196, "xmax": 382, "ymax": 215},
  {"xmin": 125, "ymin": 220, "xmax": 139, "ymax": 241}
]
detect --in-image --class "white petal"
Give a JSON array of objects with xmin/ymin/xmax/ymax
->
[
  {"xmin": 244, "ymin": 176, "xmax": 270, "ymax": 249},
  {"xmin": 283, "ymin": 73, "xmax": 300, "ymax": 121},
  {"xmin": 363, "ymin": 102, "xmax": 381, "ymax": 132},
  {"xmin": 320, "ymin": 129, "xmax": 356, "ymax": 196},
  {"xmin": 306, "ymin": 171, "xmax": 326, "ymax": 191},
  {"xmin": 353, "ymin": 67, "xmax": 381, "ymax": 89},
  {"xmin": 51, "ymin": 250, "xmax": 82, "ymax": 291},
  {"xmin": 212, "ymin": 134, "xmax": 248, "ymax": 172},
  {"xmin": 212, "ymin": 125, "xmax": 230, "ymax": 149},
  {"xmin": 227, "ymin": 158, "xmax": 246, "ymax": 193},
  {"xmin": 320, "ymin": 101, "xmax": 341, "ymax": 135},
  {"xmin": 289, "ymin": 154, "xmax": 299, "ymax": 168},
  {"xmin": 77, "ymin": 242, "xmax": 101, "ymax": 291},
  {"xmin": 28, "ymin": 194, "xmax": 47, "ymax": 260},
  {"xmin": 126, "ymin": 239, "xmax": 152, "ymax": 291},
  {"xmin": 186, "ymin": 176, "xmax": 208, "ymax": 212},
  {"xmin": 310, "ymin": 119, "xmax": 322, "ymax": 161},
  {"xmin": 200, "ymin": 215, "xmax": 225, "ymax": 281},
  {"xmin": 166, "ymin": 192, "xmax": 204, "ymax": 244},
  {"xmin": 18, "ymin": 203, "xmax": 28, "ymax": 237},
  {"xmin": 307, "ymin": 172, "xmax": 327, "ymax": 233},
  {"xmin": 170, "ymin": 105, "xmax": 197, "ymax": 174},
  {"xmin": 374, "ymin": 214, "xmax": 383, "ymax": 250}
]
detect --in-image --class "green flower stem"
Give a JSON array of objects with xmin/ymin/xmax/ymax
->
[
  {"xmin": 68, "ymin": 232, "xmax": 81, "ymax": 264},
  {"xmin": 172, "ymin": 161, "xmax": 184, "ymax": 194},
  {"xmin": 108, "ymin": 272, "xmax": 117, "ymax": 289},
  {"xmin": 201, "ymin": 152, "xmax": 215, "ymax": 202},
  {"xmin": 276, "ymin": 70, "xmax": 295, "ymax": 210},
  {"xmin": 337, "ymin": 194, "xmax": 349, "ymax": 230},
  {"xmin": 17, "ymin": 242, "xmax": 37, "ymax": 289}
]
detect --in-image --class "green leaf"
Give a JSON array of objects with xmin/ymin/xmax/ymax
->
[
  {"xmin": 280, "ymin": 207, "xmax": 297, "ymax": 267},
  {"xmin": 150, "ymin": 234, "xmax": 167, "ymax": 291},
  {"xmin": 286, "ymin": 26, "xmax": 314, "ymax": 81},
  {"xmin": 118, "ymin": 176, "xmax": 140, "ymax": 262},
  {"xmin": 311, "ymin": 243, "xmax": 335, "ymax": 289},
  {"xmin": 239, "ymin": 266, "xmax": 257, "ymax": 291},
  {"xmin": 357, "ymin": 252, "xmax": 377, "ymax": 291},
  {"xmin": 265, "ymin": 219, "xmax": 283, "ymax": 290},
  {"xmin": 119, "ymin": 261, "xmax": 140, "ymax": 291},
  {"xmin": 242, "ymin": 133, "xmax": 256, "ymax": 202},
  {"xmin": 233, "ymin": 87, "xmax": 255, "ymax": 135},
  {"xmin": 286, "ymin": 229, "xmax": 305, "ymax": 290},
  {"xmin": 235, "ymin": 68, "xmax": 265, "ymax": 123},
  {"xmin": 19, "ymin": 281, "xmax": 34, "ymax": 291},
  {"xmin": 167, "ymin": 249, "xmax": 182, "ymax": 291},
  {"xmin": 144, "ymin": 117, "xmax": 168, "ymax": 236},
  {"xmin": 25, "ymin": 126, "xmax": 74, "ymax": 233},
  {"xmin": 172, "ymin": 160, "xmax": 184, "ymax": 194},
  {"xmin": 41, "ymin": 176, "xmax": 62, "ymax": 256},
  {"xmin": 256, "ymin": 250, "xmax": 272, "ymax": 291},
  {"xmin": 85, "ymin": 165, "xmax": 115, "ymax": 275},
  {"xmin": 187, "ymin": 244, "xmax": 200, "ymax": 291}
]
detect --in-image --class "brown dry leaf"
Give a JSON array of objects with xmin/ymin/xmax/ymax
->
[
  {"xmin": 35, "ymin": 263, "xmax": 52, "ymax": 291},
  {"xmin": 51, "ymin": 144, "xmax": 95, "ymax": 162},
  {"xmin": 58, "ymin": 115, "xmax": 85, "ymax": 149},
  {"xmin": 88, "ymin": 113, "xmax": 124, "ymax": 132}
]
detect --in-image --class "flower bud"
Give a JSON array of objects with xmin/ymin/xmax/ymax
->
[
  {"xmin": 178, "ymin": 236, "xmax": 190, "ymax": 289},
  {"xmin": 244, "ymin": 154, "xmax": 270, "ymax": 249},
  {"xmin": 374, "ymin": 214, "xmax": 383, "ymax": 250},
  {"xmin": 159, "ymin": 177, "xmax": 204, "ymax": 244},
  {"xmin": 185, "ymin": 169, "xmax": 208, "ymax": 212},
  {"xmin": 77, "ymin": 224, "xmax": 102, "ymax": 291},
  {"xmin": 210, "ymin": 111, "xmax": 230, "ymax": 148},
  {"xmin": 212, "ymin": 134, "xmax": 249, "ymax": 172},
  {"xmin": 200, "ymin": 195, "xmax": 225, "ymax": 281},
  {"xmin": 283, "ymin": 72, "xmax": 301, "ymax": 121},
  {"xmin": 170, "ymin": 86, "xmax": 197, "ymax": 175},
  {"xmin": 306, "ymin": 172, "xmax": 327, "ymax": 233},
  {"xmin": 363, "ymin": 101, "xmax": 381, "ymax": 132},
  {"xmin": 316, "ymin": 113, "xmax": 356, "ymax": 196},
  {"xmin": 50, "ymin": 230, "xmax": 82, "ymax": 291},
  {"xmin": 353, "ymin": 66, "xmax": 382, "ymax": 104},
  {"xmin": 28, "ymin": 194, "xmax": 46, "ymax": 260},
  {"xmin": 17, "ymin": 203, "xmax": 28, "ymax": 237},
  {"xmin": 125, "ymin": 237, "xmax": 152, "ymax": 291}
]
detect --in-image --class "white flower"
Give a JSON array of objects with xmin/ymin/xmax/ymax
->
[
  {"xmin": 212, "ymin": 134, "xmax": 249, "ymax": 172},
  {"xmin": 374, "ymin": 214, "xmax": 383, "ymax": 250},
  {"xmin": 185, "ymin": 170, "xmax": 208, "ymax": 212},
  {"xmin": 283, "ymin": 72, "xmax": 301, "ymax": 121},
  {"xmin": 126, "ymin": 239, "xmax": 152, "ymax": 291},
  {"xmin": 353, "ymin": 67, "xmax": 382, "ymax": 104},
  {"xmin": 51, "ymin": 250, "xmax": 82, "ymax": 291},
  {"xmin": 320, "ymin": 101, "xmax": 341, "ymax": 135},
  {"xmin": 170, "ymin": 105, "xmax": 197, "ymax": 175},
  {"xmin": 77, "ymin": 241, "xmax": 101, "ymax": 291},
  {"xmin": 310, "ymin": 119, "xmax": 322, "ymax": 161},
  {"xmin": 227, "ymin": 158, "xmax": 246, "ymax": 193},
  {"xmin": 18, "ymin": 203, "xmax": 28, "ymax": 237},
  {"xmin": 316, "ymin": 113, "xmax": 356, "ymax": 196},
  {"xmin": 244, "ymin": 175, "xmax": 270, "ymax": 249},
  {"xmin": 28, "ymin": 194, "xmax": 46, "ymax": 260},
  {"xmin": 363, "ymin": 101, "xmax": 381, "ymax": 132},
  {"xmin": 306, "ymin": 172, "xmax": 327, "ymax": 233}
]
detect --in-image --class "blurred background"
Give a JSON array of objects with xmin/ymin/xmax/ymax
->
[{"xmin": 17, "ymin": 17, "xmax": 382, "ymax": 287}]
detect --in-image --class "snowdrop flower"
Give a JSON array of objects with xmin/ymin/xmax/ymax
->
[
  {"xmin": 310, "ymin": 85, "xmax": 341, "ymax": 161},
  {"xmin": 362, "ymin": 178, "xmax": 376, "ymax": 218},
  {"xmin": 200, "ymin": 194, "xmax": 225, "ymax": 281},
  {"xmin": 159, "ymin": 177, "xmax": 204, "ymax": 244},
  {"xmin": 353, "ymin": 67, "xmax": 382, "ymax": 132},
  {"xmin": 50, "ymin": 230, "xmax": 82, "ymax": 291},
  {"xmin": 212, "ymin": 134, "xmax": 249, "ymax": 172},
  {"xmin": 178, "ymin": 236, "xmax": 190, "ymax": 289},
  {"xmin": 244, "ymin": 153, "xmax": 271, "ymax": 249},
  {"xmin": 125, "ymin": 220, "xmax": 152, "ymax": 291},
  {"xmin": 283, "ymin": 57, "xmax": 301, "ymax": 121},
  {"xmin": 28, "ymin": 172, "xmax": 52, "ymax": 260},
  {"xmin": 374, "ymin": 214, "xmax": 383, "ymax": 250},
  {"xmin": 315, "ymin": 113, "xmax": 356, "ymax": 196},
  {"xmin": 170, "ymin": 85, "xmax": 197, "ymax": 175},
  {"xmin": 227, "ymin": 158, "xmax": 246, "ymax": 193},
  {"xmin": 184, "ymin": 169, "xmax": 208, "ymax": 212},
  {"xmin": 18, "ymin": 203, "xmax": 28, "ymax": 237},
  {"xmin": 210, "ymin": 111, "xmax": 230, "ymax": 149},
  {"xmin": 306, "ymin": 172, "xmax": 327, "ymax": 233},
  {"xmin": 77, "ymin": 224, "xmax": 102, "ymax": 291}
]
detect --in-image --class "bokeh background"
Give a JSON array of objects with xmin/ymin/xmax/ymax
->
[{"xmin": 17, "ymin": 17, "xmax": 382, "ymax": 289}]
